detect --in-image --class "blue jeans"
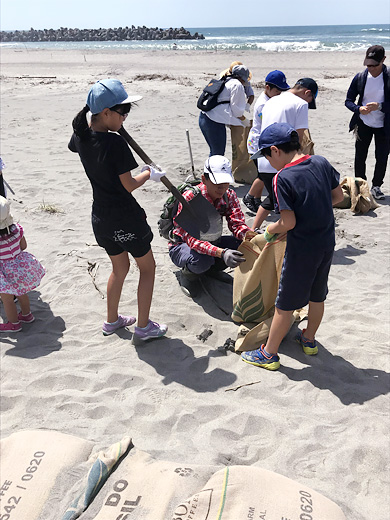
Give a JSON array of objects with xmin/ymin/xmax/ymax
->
[
  {"xmin": 199, "ymin": 112, "xmax": 226, "ymax": 156},
  {"xmin": 169, "ymin": 236, "xmax": 241, "ymax": 274}
]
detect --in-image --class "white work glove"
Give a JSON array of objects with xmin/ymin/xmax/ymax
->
[
  {"xmin": 245, "ymin": 103, "xmax": 252, "ymax": 113},
  {"xmin": 222, "ymin": 248, "xmax": 246, "ymax": 268},
  {"xmin": 141, "ymin": 164, "xmax": 166, "ymax": 182},
  {"xmin": 241, "ymin": 117, "xmax": 251, "ymax": 128}
]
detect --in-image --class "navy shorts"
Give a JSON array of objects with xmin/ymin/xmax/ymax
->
[
  {"xmin": 92, "ymin": 206, "xmax": 153, "ymax": 258},
  {"xmin": 275, "ymin": 247, "xmax": 334, "ymax": 311}
]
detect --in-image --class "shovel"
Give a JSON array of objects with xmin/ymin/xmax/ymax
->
[{"xmin": 118, "ymin": 126, "xmax": 222, "ymax": 240}]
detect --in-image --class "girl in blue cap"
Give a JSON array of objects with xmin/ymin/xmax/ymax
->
[{"xmin": 69, "ymin": 79, "xmax": 167, "ymax": 341}]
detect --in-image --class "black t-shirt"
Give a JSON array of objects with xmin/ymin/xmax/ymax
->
[
  {"xmin": 274, "ymin": 155, "xmax": 340, "ymax": 251},
  {"xmin": 68, "ymin": 131, "xmax": 139, "ymax": 209}
]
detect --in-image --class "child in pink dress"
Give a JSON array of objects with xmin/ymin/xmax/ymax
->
[{"xmin": 0, "ymin": 196, "xmax": 45, "ymax": 332}]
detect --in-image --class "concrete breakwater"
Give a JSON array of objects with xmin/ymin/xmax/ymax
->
[{"xmin": 0, "ymin": 26, "xmax": 205, "ymax": 42}]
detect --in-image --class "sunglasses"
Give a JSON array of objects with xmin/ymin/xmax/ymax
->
[{"xmin": 110, "ymin": 108, "xmax": 129, "ymax": 119}]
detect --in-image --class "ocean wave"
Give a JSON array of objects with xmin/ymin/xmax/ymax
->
[
  {"xmin": 361, "ymin": 27, "xmax": 389, "ymax": 32},
  {"xmin": 0, "ymin": 37, "xmax": 382, "ymax": 52}
]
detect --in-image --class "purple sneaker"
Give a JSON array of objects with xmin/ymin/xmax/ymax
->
[
  {"xmin": 133, "ymin": 320, "xmax": 168, "ymax": 344},
  {"xmin": 102, "ymin": 314, "xmax": 136, "ymax": 336}
]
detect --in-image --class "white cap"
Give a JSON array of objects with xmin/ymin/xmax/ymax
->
[{"xmin": 204, "ymin": 155, "xmax": 234, "ymax": 184}]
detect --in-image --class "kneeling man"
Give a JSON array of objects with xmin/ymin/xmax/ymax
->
[{"xmin": 169, "ymin": 155, "xmax": 249, "ymax": 296}]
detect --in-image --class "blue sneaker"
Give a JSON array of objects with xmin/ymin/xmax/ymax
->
[
  {"xmin": 295, "ymin": 329, "xmax": 318, "ymax": 355},
  {"xmin": 241, "ymin": 344, "xmax": 280, "ymax": 370}
]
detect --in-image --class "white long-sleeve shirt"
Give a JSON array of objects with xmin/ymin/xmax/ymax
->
[{"xmin": 202, "ymin": 78, "xmax": 246, "ymax": 126}]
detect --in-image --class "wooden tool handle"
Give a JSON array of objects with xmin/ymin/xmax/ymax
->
[
  {"xmin": 118, "ymin": 126, "xmax": 192, "ymax": 210},
  {"xmin": 118, "ymin": 126, "xmax": 157, "ymax": 167}
]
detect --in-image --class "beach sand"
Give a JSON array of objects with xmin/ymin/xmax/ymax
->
[{"xmin": 0, "ymin": 48, "xmax": 389, "ymax": 519}]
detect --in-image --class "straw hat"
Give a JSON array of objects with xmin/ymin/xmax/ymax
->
[{"xmin": 0, "ymin": 196, "xmax": 14, "ymax": 230}]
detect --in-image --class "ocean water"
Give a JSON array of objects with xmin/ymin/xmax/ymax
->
[{"xmin": 1, "ymin": 24, "xmax": 389, "ymax": 52}]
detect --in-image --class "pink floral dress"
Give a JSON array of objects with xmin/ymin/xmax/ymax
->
[{"xmin": 0, "ymin": 224, "xmax": 45, "ymax": 295}]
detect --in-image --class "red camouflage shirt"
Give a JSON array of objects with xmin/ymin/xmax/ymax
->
[{"xmin": 171, "ymin": 183, "xmax": 250, "ymax": 256}]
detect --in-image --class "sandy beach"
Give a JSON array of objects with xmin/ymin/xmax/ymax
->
[{"xmin": 0, "ymin": 47, "xmax": 389, "ymax": 519}]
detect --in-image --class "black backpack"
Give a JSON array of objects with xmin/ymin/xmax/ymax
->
[
  {"xmin": 197, "ymin": 77, "xmax": 231, "ymax": 112},
  {"xmin": 158, "ymin": 181, "xmax": 201, "ymax": 241}
]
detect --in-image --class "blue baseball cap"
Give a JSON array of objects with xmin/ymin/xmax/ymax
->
[
  {"xmin": 265, "ymin": 70, "xmax": 290, "ymax": 91},
  {"xmin": 86, "ymin": 79, "xmax": 142, "ymax": 114},
  {"xmin": 250, "ymin": 122, "xmax": 299, "ymax": 160}
]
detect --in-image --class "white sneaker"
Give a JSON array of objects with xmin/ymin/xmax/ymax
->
[{"xmin": 370, "ymin": 186, "xmax": 385, "ymax": 200}]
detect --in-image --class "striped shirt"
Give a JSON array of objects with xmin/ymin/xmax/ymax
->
[
  {"xmin": 172, "ymin": 183, "xmax": 250, "ymax": 256},
  {"xmin": 0, "ymin": 223, "xmax": 23, "ymax": 261}
]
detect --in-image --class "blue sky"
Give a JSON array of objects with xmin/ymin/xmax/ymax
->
[{"xmin": 1, "ymin": 0, "xmax": 389, "ymax": 31}]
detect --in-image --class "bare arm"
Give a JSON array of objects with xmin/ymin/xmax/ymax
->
[
  {"xmin": 20, "ymin": 236, "xmax": 27, "ymax": 250},
  {"xmin": 331, "ymin": 185, "xmax": 344, "ymax": 206},
  {"xmin": 119, "ymin": 169, "xmax": 151, "ymax": 193},
  {"xmin": 267, "ymin": 210, "xmax": 296, "ymax": 235}
]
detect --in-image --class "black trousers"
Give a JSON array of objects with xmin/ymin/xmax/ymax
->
[
  {"xmin": 258, "ymin": 172, "xmax": 276, "ymax": 211},
  {"xmin": 355, "ymin": 119, "xmax": 390, "ymax": 187}
]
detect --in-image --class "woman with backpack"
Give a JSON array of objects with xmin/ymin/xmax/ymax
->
[{"xmin": 198, "ymin": 64, "xmax": 252, "ymax": 156}]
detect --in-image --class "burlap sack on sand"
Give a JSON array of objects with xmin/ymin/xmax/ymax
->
[
  {"xmin": 232, "ymin": 231, "xmax": 306, "ymax": 351},
  {"xmin": 172, "ymin": 466, "xmax": 346, "ymax": 520},
  {"xmin": 78, "ymin": 447, "xmax": 216, "ymax": 519},
  {"xmin": 230, "ymin": 124, "xmax": 258, "ymax": 184},
  {"xmin": 0, "ymin": 430, "xmax": 94, "ymax": 520},
  {"xmin": 333, "ymin": 177, "xmax": 379, "ymax": 213},
  {"xmin": 1, "ymin": 430, "xmax": 346, "ymax": 520}
]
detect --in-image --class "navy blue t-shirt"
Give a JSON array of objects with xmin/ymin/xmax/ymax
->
[
  {"xmin": 68, "ymin": 131, "xmax": 139, "ymax": 210},
  {"xmin": 274, "ymin": 155, "xmax": 340, "ymax": 251}
]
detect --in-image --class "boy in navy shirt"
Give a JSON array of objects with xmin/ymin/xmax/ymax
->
[{"xmin": 242, "ymin": 123, "xmax": 344, "ymax": 370}]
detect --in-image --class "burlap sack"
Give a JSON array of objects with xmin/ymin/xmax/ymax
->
[
  {"xmin": 172, "ymin": 466, "xmax": 346, "ymax": 520},
  {"xmin": 0, "ymin": 430, "xmax": 94, "ymax": 520},
  {"xmin": 78, "ymin": 447, "xmax": 216, "ymax": 519},
  {"xmin": 232, "ymin": 231, "xmax": 306, "ymax": 351},
  {"xmin": 230, "ymin": 125, "xmax": 258, "ymax": 184},
  {"xmin": 333, "ymin": 177, "xmax": 379, "ymax": 213},
  {"xmin": 1, "ymin": 431, "xmax": 346, "ymax": 520},
  {"xmin": 301, "ymin": 128, "xmax": 315, "ymax": 155}
]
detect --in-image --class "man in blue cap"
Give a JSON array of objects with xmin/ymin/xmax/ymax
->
[
  {"xmin": 241, "ymin": 122, "xmax": 343, "ymax": 370},
  {"xmin": 244, "ymin": 70, "xmax": 290, "ymax": 213}
]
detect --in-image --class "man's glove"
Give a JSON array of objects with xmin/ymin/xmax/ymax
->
[
  {"xmin": 241, "ymin": 117, "xmax": 251, "ymax": 128},
  {"xmin": 245, "ymin": 103, "xmax": 252, "ymax": 113},
  {"xmin": 222, "ymin": 248, "xmax": 246, "ymax": 268},
  {"xmin": 141, "ymin": 165, "xmax": 166, "ymax": 182},
  {"xmin": 264, "ymin": 225, "xmax": 278, "ymax": 243}
]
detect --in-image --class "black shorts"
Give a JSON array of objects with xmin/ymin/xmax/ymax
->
[
  {"xmin": 92, "ymin": 206, "xmax": 153, "ymax": 258},
  {"xmin": 275, "ymin": 247, "xmax": 334, "ymax": 311}
]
